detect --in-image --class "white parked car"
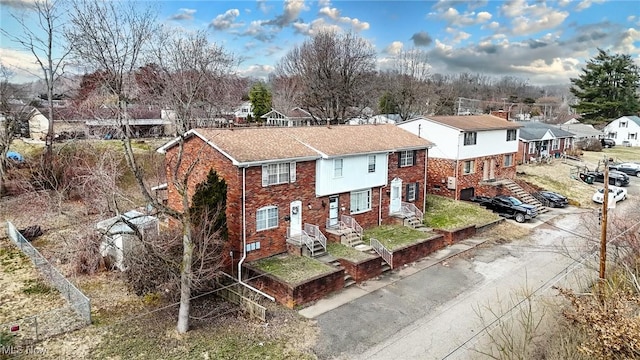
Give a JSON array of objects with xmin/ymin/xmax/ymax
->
[{"xmin": 592, "ymin": 186, "xmax": 627, "ymax": 204}]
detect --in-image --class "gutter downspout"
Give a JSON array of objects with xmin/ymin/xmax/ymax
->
[
  {"xmin": 238, "ymin": 167, "xmax": 275, "ymax": 302},
  {"xmin": 423, "ymin": 147, "xmax": 428, "ymax": 213},
  {"xmin": 454, "ymin": 133, "xmax": 461, "ymax": 199},
  {"xmin": 379, "ymin": 153, "xmax": 390, "ymax": 225}
]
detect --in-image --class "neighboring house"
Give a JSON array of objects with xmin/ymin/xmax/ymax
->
[
  {"xmin": 27, "ymin": 108, "xmax": 49, "ymax": 141},
  {"xmin": 398, "ymin": 115, "xmax": 521, "ymax": 201},
  {"xmin": 602, "ymin": 116, "xmax": 640, "ymax": 147},
  {"xmin": 517, "ymin": 122, "xmax": 575, "ymax": 163},
  {"xmin": 85, "ymin": 117, "xmax": 172, "ymax": 138},
  {"xmin": 346, "ymin": 114, "xmax": 400, "ymax": 125},
  {"xmin": 233, "ymin": 101, "xmax": 253, "ymax": 123},
  {"xmin": 157, "ymin": 124, "xmax": 432, "ymax": 267},
  {"xmin": 261, "ymin": 107, "xmax": 313, "ymax": 127},
  {"xmin": 556, "ymin": 123, "xmax": 603, "ymax": 142}
]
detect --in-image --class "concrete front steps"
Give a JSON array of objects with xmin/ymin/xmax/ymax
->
[{"xmin": 502, "ymin": 180, "xmax": 549, "ymax": 214}]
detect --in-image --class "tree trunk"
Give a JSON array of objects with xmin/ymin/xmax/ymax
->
[{"xmin": 176, "ymin": 215, "xmax": 194, "ymax": 333}]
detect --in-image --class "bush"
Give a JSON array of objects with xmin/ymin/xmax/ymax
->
[{"xmin": 575, "ymin": 138, "xmax": 603, "ymax": 152}]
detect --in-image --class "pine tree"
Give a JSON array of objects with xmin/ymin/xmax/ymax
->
[
  {"xmin": 570, "ymin": 49, "xmax": 640, "ymax": 122},
  {"xmin": 190, "ymin": 169, "xmax": 227, "ymax": 240},
  {"xmin": 249, "ymin": 81, "xmax": 272, "ymax": 122}
]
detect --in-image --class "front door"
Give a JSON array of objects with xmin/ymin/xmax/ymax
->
[
  {"xmin": 390, "ymin": 178, "xmax": 402, "ymax": 213},
  {"xmin": 328, "ymin": 196, "xmax": 339, "ymax": 227},
  {"xmin": 289, "ymin": 200, "xmax": 302, "ymax": 236}
]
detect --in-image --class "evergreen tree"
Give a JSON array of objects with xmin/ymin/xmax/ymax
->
[
  {"xmin": 379, "ymin": 91, "xmax": 399, "ymax": 114},
  {"xmin": 249, "ymin": 81, "xmax": 272, "ymax": 121},
  {"xmin": 190, "ymin": 169, "xmax": 227, "ymax": 239},
  {"xmin": 570, "ymin": 49, "xmax": 640, "ymax": 122}
]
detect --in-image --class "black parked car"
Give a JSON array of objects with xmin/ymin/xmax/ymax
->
[
  {"xmin": 609, "ymin": 162, "xmax": 640, "ymax": 177},
  {"xmin": 533, "ymin": 191, "xmax": 569, "ymax": 208},
  {"xmin": 580, "ymin": 170, "xmax": 630, "ymax": 187},
  {"xmin": 471, "ymin": 195, "xmax": 538, "ymax": 223},
  {"xmin": 601, "ymin": 138, "xmax": 616, "ymax": 148}
]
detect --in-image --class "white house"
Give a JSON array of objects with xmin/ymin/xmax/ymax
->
[
  {"xmin": 398, "ymin": 115, "xmax": 522, "ymax": 200},
  {"xmin": 603, "ymin": 116, "xmax": 640, "ymax": 147},
  {"xmin": 261, "ymin": 107, "xmax": 313, "ymax": 127},
  {"xmin": 233, "ymin": 101, "xmax": 253, "ymax": 123}
]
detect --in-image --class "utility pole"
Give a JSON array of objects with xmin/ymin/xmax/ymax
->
[{"xmin": 599, "ymin": 158, "xmax": 609, "ymax": 279}]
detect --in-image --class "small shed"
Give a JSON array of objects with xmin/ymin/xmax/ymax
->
[{"xmin": 96, "ymin": 210, "xmax": 158, "ymax": 271}]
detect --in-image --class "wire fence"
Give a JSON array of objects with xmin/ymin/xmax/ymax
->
[{"xmin": 2, "ymin": 221, "xmax": 91, "ymax": 344}]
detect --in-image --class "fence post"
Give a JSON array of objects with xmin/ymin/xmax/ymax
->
[{"xmin": 34, "ymin": 316, "xmax": 38, "ymax": 343}]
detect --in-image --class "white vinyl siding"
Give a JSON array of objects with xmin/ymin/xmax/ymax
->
[
  {"xmin": 256, "ymin": 206, "xmax": 278, "ymax": 231},
  {"xmin": 262, "ymin": 162, "xmax": 296, "ymax": 186},
  {"xmin": 350, "ymin": 189, "xmax": 371, "ymax": 214}
]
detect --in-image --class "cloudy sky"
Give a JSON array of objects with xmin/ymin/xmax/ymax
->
[{"xmin": 1, "ymin": 0, "xmax": 639, "ymax": 86}]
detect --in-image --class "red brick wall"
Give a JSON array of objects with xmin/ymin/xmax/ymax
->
[
  {"xmin": 244, "ymin": 264, "xmax": 345, "ymax": 309},
  {"xmin": 337, "ymin": 257, "xmax": 383, "ymax": 282},
  {"xmin": 435, "ymin": 225, "xmax": 477, "ymax": 246},
  {"xmin": 392, "ymin": 234, "xmax": 446, "ymax": 268},
  {"xmin": 427, "ymin": 154, "xmax": 517, "ymax": 200},
  {"xmin": 385, "ymin": 149, "xmax": 428, "ymax": 214}
]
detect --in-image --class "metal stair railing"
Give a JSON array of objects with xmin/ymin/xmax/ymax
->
[
  {"xmin": 304, "ymin": 223, "xmax": 327, "ymax": 253},
  {"xmin": 340, "ymin": 214, "xmax": 363, "ymax": 239},
  {"xmin": 401, "ymin": 202, "xmax": 423, "ymax": 220},
  {"xmin": 370, "ymin": 238, "xmax": 392, "ymax": 269}
]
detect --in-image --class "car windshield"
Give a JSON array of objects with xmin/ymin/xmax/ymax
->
[{"xmin": 507, "ymin": 197, "xmax": 523, "ymax": 205}]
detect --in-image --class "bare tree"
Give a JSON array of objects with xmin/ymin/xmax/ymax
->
[
  {"xmin": 385, "ymin": 48, "xmax": 432, "ymax": 120},
  {"xmin": 1, "ymin": 0, "xmax": 71, "ymax": 164},
  {"xmin": 0, "ymin": 65, "xmax": 22, "ymax": 196},
  {"xmin": 68, "ymin": 2, "xmax": 234, "ymax": 333},
  {"xmin": 275, "ymin": 30, "xmax": 376, "ymax": 123}
]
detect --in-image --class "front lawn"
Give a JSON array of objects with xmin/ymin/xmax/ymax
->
[
  {"xmin": 424, "ymin": 195, "xmax": 500, "ymax": 230},
  {"xmin": 363, "ymin": 225, "xmax": 433, "ymax": 250},
  {"xmin": 252, "ymin": 254, "xmax": 335, "ymax": 284},
  {"xmin": 326, "ymin": 242, "xmax": 376, "ymax": 262}
]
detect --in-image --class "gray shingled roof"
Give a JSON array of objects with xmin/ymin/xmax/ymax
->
[
  {"xmin": 518, "ymin": 121, "xmax": 575, "ymax": 141},
  {"xmin": 163, "ymin": 124, "xmax": 433, "ymax": 164}
]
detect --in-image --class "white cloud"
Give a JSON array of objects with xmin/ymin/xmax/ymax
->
[
  {"xmin": 615, "ymin": 28, "xmax": 640, "ymax": 55},
  {"xmin": 500, "ymin": 0, "xmax": 526, "ymax": 18},
  {"xmin": 340, "ymin": 17, "xmax": 369, "ymax": 31},
  {"xmin": 512, "ymin": 10, "xmax": 568, "ymax": 36},
  {"xmin": 211, "ymin": 9, "xmax": 241, "ymax": 30},
  {"xmin": 628, "ymin": 15, "xmax": 636, "ymax": 22},
  {"xmin": 476, "ymin": 11, "xmax": 492, "ymax": 23},
  {"xmin": 319, "ymin": 6, "xmax": 340, "ymax": 20},
  {"xmin": 0, "ymin": 47, "xmax": 41, "ymax": 82},
  {"xmin": 318, "ymin": 0, "xmax": 331, "ymax": 7},
  {"xmin": 454, "ymin": 31, "xmax": 471, "ymax": 43},
  {"xmin": 269, "ymin": 0, "xmax": 309, "ymax": 28},
  {"xmin": 575, "ymin": 0, "xmax": 605, "ymax": 12},
  {"xmin": 237, "ymin": 64, "xmax": 275, "ymax": 80},
  {"xmin": 384, "ymin": 41, "xmax": 404, "ymax": 55},
  {"xmin": 293, "ymin": 18, "xmax": 341, "ymax": 36},
  {"xmin": 0, "ymin": 0, "xmax": 36, "ymax": 10},
  {"xmin": 511, "ymin": 57, "xmax": 580, "ymax": 77},
  {"xmin": 169, "ymin": 8, "xmax": 197, "ymax": 21},
  {"xmin": 434, "ymin": 39, "xmax": 453, "ymax": 53},
  {"xmin": 433, "ymin": 7, "xmax": 493, "ymax": 27},
  {"xmin": 482, "ymin": 21, "xmax": 500, "ymax": 30}
]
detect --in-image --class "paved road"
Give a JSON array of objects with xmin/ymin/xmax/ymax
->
[{"xmin": 312, "ymin": 201, "xmax": 635, "ymax": 359}]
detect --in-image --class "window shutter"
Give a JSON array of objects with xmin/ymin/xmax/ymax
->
[
  {"xmin": 405, "ymin": 184, "xmax": 410, "ymax": 201},
  {"xmin": 262, "ymin": 165, "xmax": 269, "ymax": 187},
  {"xmin": 290, "ymin": 161, "xmax": 296, "ymax": 182},
  {"xmin": 415, "ymin": 183, "xmax": 419, "ymax": 202},
  {"xmin": 413, "ymin": 150, "xmax": 417, "ymax": 165},
  {"xmin": 398, "ymin": 152, "xmax": 402, "ymax": 168}
]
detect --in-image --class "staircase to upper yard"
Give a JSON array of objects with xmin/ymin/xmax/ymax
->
[{"xmin": 502, "ymin": 180, "xmax": 548, "ymax": 214}]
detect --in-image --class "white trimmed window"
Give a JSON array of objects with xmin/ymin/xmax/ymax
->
[
  {"xmin": 399, "ymin": 151, "xmax": 415, "ymax": 167},
  {"xmin": 629, "ymin": 133, "xmax": 637, "ymax": 140},
  {"xmin": 552, "ymin": 139, "xmax": 560, "ymax": 150},
  {"xmin": 564, "ymin": 138, "xmax": 572, "ymax": 149},
  {"xmin": 334, "ymin": 158, "xmax": 343, "ymax": 177},
  {"xmin": 262, "ymin": 162, "xmax": 296, "ymax": 186},
  {"xmin": 245, "ymin": 242, "xmax": 261, "ymax": 252},
  {"xmin": 506, "ymin": 129, "xmax": 517, "ymax": 141},
  {"xmin": 256, "ymin": 206, "xmax": 278, "ymax": 231},
  {"xmin": 464, "ymin": 132, "xmax": 477, "ymax": 145},
  {"xmin": 620, "ymin": 121, "xmax": 627, "ymax": 128},
  {"xmin": 406, "ymin": 183, "xmax": 418, "ymax": 202},
  {"xmin": 463, "ymin": 160, "xmax": 475, "ymax": 174},
  {"xmin": 350, "ymin": 189, "xmax": 371, "ymax": 214},
  {"xmin": 368, "ymin": 155, "xmax": 376, "ymax": 173},
  {"xmin": 504, "ymin": 154, "xmax": 513, "ymax": 167},
  {"xmin": 528, "ymin": 142, "xmax": 536, "ymax": 154}
]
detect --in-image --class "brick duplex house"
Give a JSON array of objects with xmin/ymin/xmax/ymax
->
[
  {"xmin": 516, "ymin": 121, "xmax": 575, "ymax": 164},
  {"xmin": 157, "ymin": 124, "xmax": 432, "ymax": 268},
  {"xmin": 398, "ymin": 115, "xmax": 522, "ymax": 200}
]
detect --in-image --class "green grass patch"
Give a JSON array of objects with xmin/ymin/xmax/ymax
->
[
  {"xmin": 252, "ymin": 255, "xmax": 335, "ymax": 284},
  {"xmin": 22, "ymin": 278, "xmax": 54, "ymax": 295},
  {"xmin": 424, "ymin": 195, "xmax": 500, "ymax": 230},
  {"xmin": 326, "ymin": 242, "xmax": 376, "ymax": 262},
  {"xmin": 363, "ymin": 225, "xmax": 431, "ymax": 250},
  {"xmin": 0, "ymin": 244, "xmax": 29, "ymax": 273}
]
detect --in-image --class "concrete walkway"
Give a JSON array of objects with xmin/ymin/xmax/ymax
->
[{"xmin": 299, "ymin": 205, "xmax": 582, "ymax": 319}]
